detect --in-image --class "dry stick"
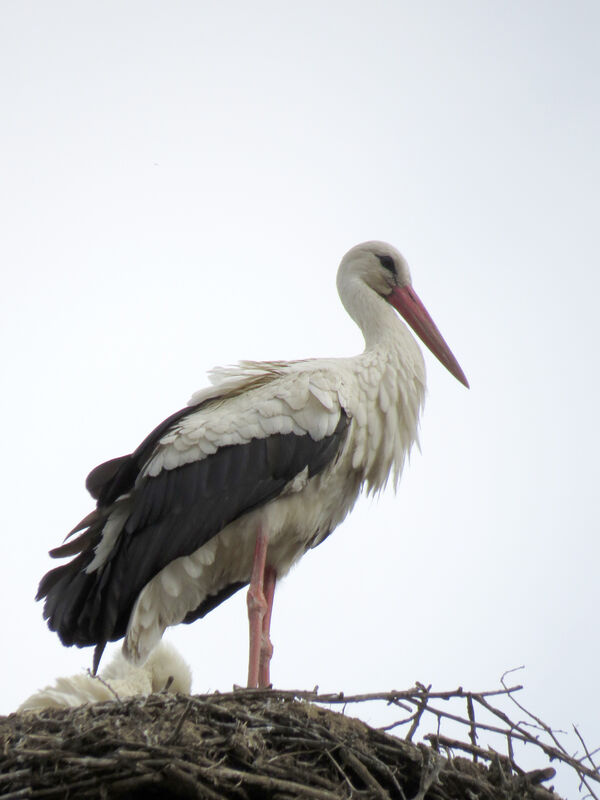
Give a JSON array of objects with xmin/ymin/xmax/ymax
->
[
  {"xmin": 474, "ymin": 694, "xmax": 600, "ymax": 783},
  {"xmin": 0, "ymin": 790, "xmax": 33, "ymax": 800},
  {"xmin": 164, "ymin": 698, "xmax": 193, "ymax": 745},
  {"xmin": 568, "ymin": 731, "xmax": 600, "ymax": 800},
  {"xmin": 322, "ymin": 747, "xmax": 357, "ymax": 795},
  {"xmin": 10, "ymin": 771, "xmax": 139, "ymax": 799},
  {"xmin": 163, "ymin": 761, "xmax": 229, "ymax": 800},
  {"xmin": 379, "ymin": 699, "xmax": 414, "ymax": 715},
  {"xmin": 467, "ymin": 694, "xmax": 478, "ymax": 760},
  {"xmin": 574, "ymin": 725, "xmax": 600, "ymax": 773},
  {"xmin": 446, "ymin": 761, "xmax": 549, "ymax": 800},
  {"xmin": 225, "ymin": 685, "xmax": 522, "ymax": 705},
  {"xmin": 405, "ymin": 687, "xmax": 431, "ymax": 742},
  {"xmin": 259, "ymin": 757, "xmax": 341, "ymax": 792},
  {"xmin": 85, "ymin": 669, "xmax": 122, "ymax": 703},
  {"xmin": 200, "ymin": 763, "xmax": 345, "ymax": 800},
  {"xmin": 368, "ymin": 751, "xmax": 409, "ymax": 800},
  {"xmin": 402, "ymin": 700, "xmax": 512, "ymax": 740},
  {"xmin": 411, "ymin": 747, "xmax": 443, "ymax": 800},
  {"xmin": 425, "ymin": 733, "xmax": 482, "ymax": 762},
  {"xmin": 425, "ymin": 734, "xmax": 518, "ymax": 770},
  {"xmin": 0, "ymin": 771, "xmax": 30, "ymax": 786},
  {"xmin": 500, "ymin": 670, "xmax": 568, "ymax": 751},
  {"xmin": 340, "ymin": 747, "xmax": 389, "ymax": 800},
  {"xmin": 506, "ymin": 728, "xmax": 517, "ymax": 773},
  {"xmin": 578, "ymin": 775, "xmax": 599, "ymax": 800},
  {"xmin": 525, "ymin": 768, "xmax": 560, "ymax": 786},
  {"xmin": 378, "ymin": 713, "xmax": 416, "ymax": 732}
]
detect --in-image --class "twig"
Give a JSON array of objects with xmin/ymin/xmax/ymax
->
[
  {"xmin": 467, "ymin": 694, "xmax": 477, "ymax": 760},
  {"xmin": 425, "ymin": 734, "xmax": 511, "ymax": 767},
  {"xmin": 411, "ymin": 746, "xmax": 443, "ymax": 800},
  {"xmin": 405, "ymin": 685, "xmax": 431, "ymax": 743},
  {"xmin": 85, "ymin": 669, "xmax": 122, "ymax": 703},
  {"xmin": 226, "ymin": 685, "xmax": 523, "ymax": 705},
  {"xmin": 340, "ymin": 746, "xmax": 389, "ymax": 800},
  {"xmin": 575, "ymin": 725, "xmax": 600, "ymax": 773},
  {"xmin": 164, "ymin": 698, "xmax": 192, "ymax": 745}
]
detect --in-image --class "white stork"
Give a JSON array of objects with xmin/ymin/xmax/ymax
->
[{"xmin": 37, "ymin": 241, "xmax": 468, "ymax": 688}]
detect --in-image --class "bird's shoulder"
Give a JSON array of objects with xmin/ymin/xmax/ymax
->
[{"xmin": 145, "ymin": 360, "xmax": 347, "ymax": 478}]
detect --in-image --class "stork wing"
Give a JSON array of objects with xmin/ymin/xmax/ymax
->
[{"xmin": 37, "ymin": 377, "xmax": 349, "ymax": 662}]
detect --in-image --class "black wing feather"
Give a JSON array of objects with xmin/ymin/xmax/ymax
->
[
  {"xmin": 86, "ymin": 403, "xmax": 205, "ymax": 506},
  {"xmin": 38, "ymin": 412, "xmax": 350, "ymax": 658}
]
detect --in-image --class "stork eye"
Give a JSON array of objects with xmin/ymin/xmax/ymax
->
[{"xmin": 377, "ymin": 254, "xmax": 396, "ymax": 274}]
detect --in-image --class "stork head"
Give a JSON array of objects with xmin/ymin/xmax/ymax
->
[{"xmin": 338, "ymin": 241, "xmax": 469, "ymax": 388}]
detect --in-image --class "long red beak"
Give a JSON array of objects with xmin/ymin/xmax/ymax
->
[{"xmin": 388, "ymin": 285, "xmax": 469, "ymax": 388}]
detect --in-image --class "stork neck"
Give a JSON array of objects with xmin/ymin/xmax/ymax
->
[
  {"xmin": 341, "ymin": 277, "xmax": 411, "ymax": 354},
  {"xmin": 337, "ymin": 274, "xmax": 426, "ymax": 494}
]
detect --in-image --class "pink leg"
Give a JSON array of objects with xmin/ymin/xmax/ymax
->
[
  {"xmin": 258, "ymin": 565, "xmax": 277, "ymax": 688},
  {"xmin": 246, "ymin": 525, "xmax": 269, "ymax": 688}
]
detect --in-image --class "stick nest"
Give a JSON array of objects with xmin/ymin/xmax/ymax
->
[{"xmin": 0, "ymin": 685, "xmax": 573, "ymax": 800}]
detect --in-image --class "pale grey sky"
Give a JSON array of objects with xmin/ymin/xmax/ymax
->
[{"xmin": 1, "ymin": 2, "xmax": 598, "ymax": 796}]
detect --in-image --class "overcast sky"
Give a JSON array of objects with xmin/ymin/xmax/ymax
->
[{"xmin": 1, "ymin": 2, "xmax": 598, "ymax": 796}]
